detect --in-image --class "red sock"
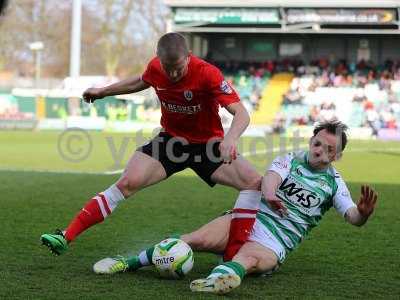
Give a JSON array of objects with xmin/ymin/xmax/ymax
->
[
  {"xmin": 223, "ymin": 208, "xmax": 257, "ymax": 261},
  {"xmin": 64, "ymin": 195, "xmax": 111, "ymax": 242}
]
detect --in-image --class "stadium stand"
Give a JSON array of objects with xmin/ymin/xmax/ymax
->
[
  {"xmin": 275, "ymin": 59, "xmax": 400, "ymax": 135},
  {"xmin": 1, "ymin": 0, "xmax": 400, "ymax": 139}
]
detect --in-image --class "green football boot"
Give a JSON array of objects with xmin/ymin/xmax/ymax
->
[{"xmin": 40, "ymin": 229, "xmax": 68, "ymax": 255}]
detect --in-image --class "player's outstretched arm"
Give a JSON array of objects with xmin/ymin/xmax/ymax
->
[
  {"xmin": 345, "ymin": 185, "xmax": 378, "ymax": 226},
  {"xmin": 82, "ymin": 76, "xmax": 150, "ymax": 103}
]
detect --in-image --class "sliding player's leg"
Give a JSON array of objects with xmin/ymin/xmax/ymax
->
[
  {"xmin": 210, "ymin": 156, "xmax": 262, "ymax": 261},
  {"xmin": 190, "ymin": 241, "xmax": 279, "ymax": 295},
  {"xmin": 93, "ymin": 214, "xmax": 231, "ymax": 274},
  {"xmin": 191, "ymin": 217, "xmax": 285, "ymax": 295}
]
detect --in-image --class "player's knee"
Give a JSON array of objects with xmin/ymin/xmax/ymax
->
[
  {"xmin": 242, "ymin": 174, "xmax": 262, "ymax": 190},
  {"xmin": 239, "ymin": 254, "xmax": 258, "ymax": 266},
  {"xmin": 116, "ymin": 176, "xmax": 142, "ymax": 197},
  {"xmin": 257, "ymin": 253, "xmax": 278, "ymax": 273},
  {"xmin": 185, "ymin": 231, "xmax": 213, "ymax": 251}
]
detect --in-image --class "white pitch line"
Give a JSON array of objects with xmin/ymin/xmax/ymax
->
[
  {"xmin": 103, "ymin": 169, "xmax": 125, "ymax": 175},
  {"xmin": 0, "ymin": 146, "xmax": 398, "ymax": 175}
]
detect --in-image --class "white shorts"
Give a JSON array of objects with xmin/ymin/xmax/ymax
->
[{"xmin": 248, "ymin": 219, "xmax": 287, "ymax": 263}]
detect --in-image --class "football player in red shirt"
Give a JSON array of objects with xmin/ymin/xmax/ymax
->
[{"xmin": 41, "ymin": 32, "xmax": 261, "ymax": 261}]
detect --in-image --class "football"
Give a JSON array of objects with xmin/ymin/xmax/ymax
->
[{"xmin": 152, "ymin": 238, "xmax": 194, "ymax": 279}]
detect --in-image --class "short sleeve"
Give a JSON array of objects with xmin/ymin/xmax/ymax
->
[
  {"xmin": 141, "ymin": 58, "xmax": 157, "ymax": 86},
  {"xmin": 203, "ymin": 65, "xmax": 240, "ymax": 107},
  {"xmin": 333, "ymin": 174, "xmax": 356, "ymax": 217},
  {"xmin": 268, "ymin": 153, "xmax": 294, "ymax": 180}
]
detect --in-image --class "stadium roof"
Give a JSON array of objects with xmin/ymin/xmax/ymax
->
[
  {"xmin": 165, "ymin": 0, "xmax": 400, "ymax": 34},
  {"xmin": 164, "ymin": 0, "xmax": 400, "ymax": 8}
]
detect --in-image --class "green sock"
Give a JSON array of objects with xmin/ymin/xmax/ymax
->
[
  {"xmin": 126, "ymin": 234, "xmax": 181, "ymax": 271},
  {"xmin": 145, "ymin": 246, "xmax": 155, "ymax": 263},
  {"xmin": 125, "ymin": 246, "xmax": 155, "ymax": 270},
  {"xmin": 208, "ymin": 261, "xmax": 246, "ymax": 280}
]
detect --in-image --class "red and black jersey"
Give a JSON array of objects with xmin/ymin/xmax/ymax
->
[{"xmin": 141, "ymin": 54, "xmax": 240, "ymax": 143}]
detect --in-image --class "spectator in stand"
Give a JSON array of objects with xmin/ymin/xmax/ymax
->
[
  {"xmin": 387, "ymin": 90, "xmax": 398, "ymax": 104},
  {"xmin": 364, "ymin": 99, "xmax": 374, "ymax": 111},
  {"xmin": 283, "ymin": 87, "xmax": 303, "ymax": 105},
  {"xmin": 211, "ymin": 57, "xmax": 399, "ymax": 132},
  {"xmin": 379, "ymin": 71, "xmax": 392, "ymax": 91},
  {"xmin": 263, "ymin": 60, "xmax": 275, "ymax": 74},
  {"xmin": 319, "ymin": 101, "xmax": 336, "ymax": 122},
  {"xmin": 272, "ymin": 111, "xmax": 286, "ymax": 134},
  {"xmin": 365, "ymin": 107, "xmax": 380, "ymax": 136},
  {"xmin": 353, "ymin": 90, "xmax": 366, "ymax": 103},
  {"xmin": 309, "ymin": 105, "xmax": 320, "ymax": 125},
  {"xmin": 381, "ymin": 108, "xmax": 397, "ymax": 129}
]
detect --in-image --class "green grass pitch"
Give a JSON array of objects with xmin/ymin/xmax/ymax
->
[{"xmin": 0, "ymin": 131, "xmax": 399, "ymax": 299}]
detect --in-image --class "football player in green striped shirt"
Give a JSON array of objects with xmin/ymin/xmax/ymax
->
[{"xmin": 93, "ymin": 121, "xmax": 378, "ymax": 295}]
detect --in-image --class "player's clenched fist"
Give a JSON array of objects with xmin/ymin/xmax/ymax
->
[
  {"xmin": 82, "ymin": 88, "xmax": 105, "ymax": 103},
  {"xmin": 219, "ymin": 138, "xmax": 238, "ymax": 164}
]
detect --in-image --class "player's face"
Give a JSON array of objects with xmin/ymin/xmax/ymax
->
[
  {"xmin": 308, "ymin": 129, "xmax": 342, "ymax": 170},
  {"xmin": 160, "ymin": 55, "xmax": 189, "ymax": 83}
]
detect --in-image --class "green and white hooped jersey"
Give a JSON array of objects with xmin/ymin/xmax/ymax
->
[{"xmin": 257, "ymin": 151, "xmax": 356, "ymax": 254}]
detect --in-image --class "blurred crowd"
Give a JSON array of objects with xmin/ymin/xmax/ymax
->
[
  {"xmin": 2, "ymin": 58, "xmax": 400, "ymax": 137},
  {"xmin": 214, "ymin": 61, "xmax": 272, "ymax": 113},
  {"xmin": 274, "ymin": 58, "xmax": 400, "ymax": 134}
]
